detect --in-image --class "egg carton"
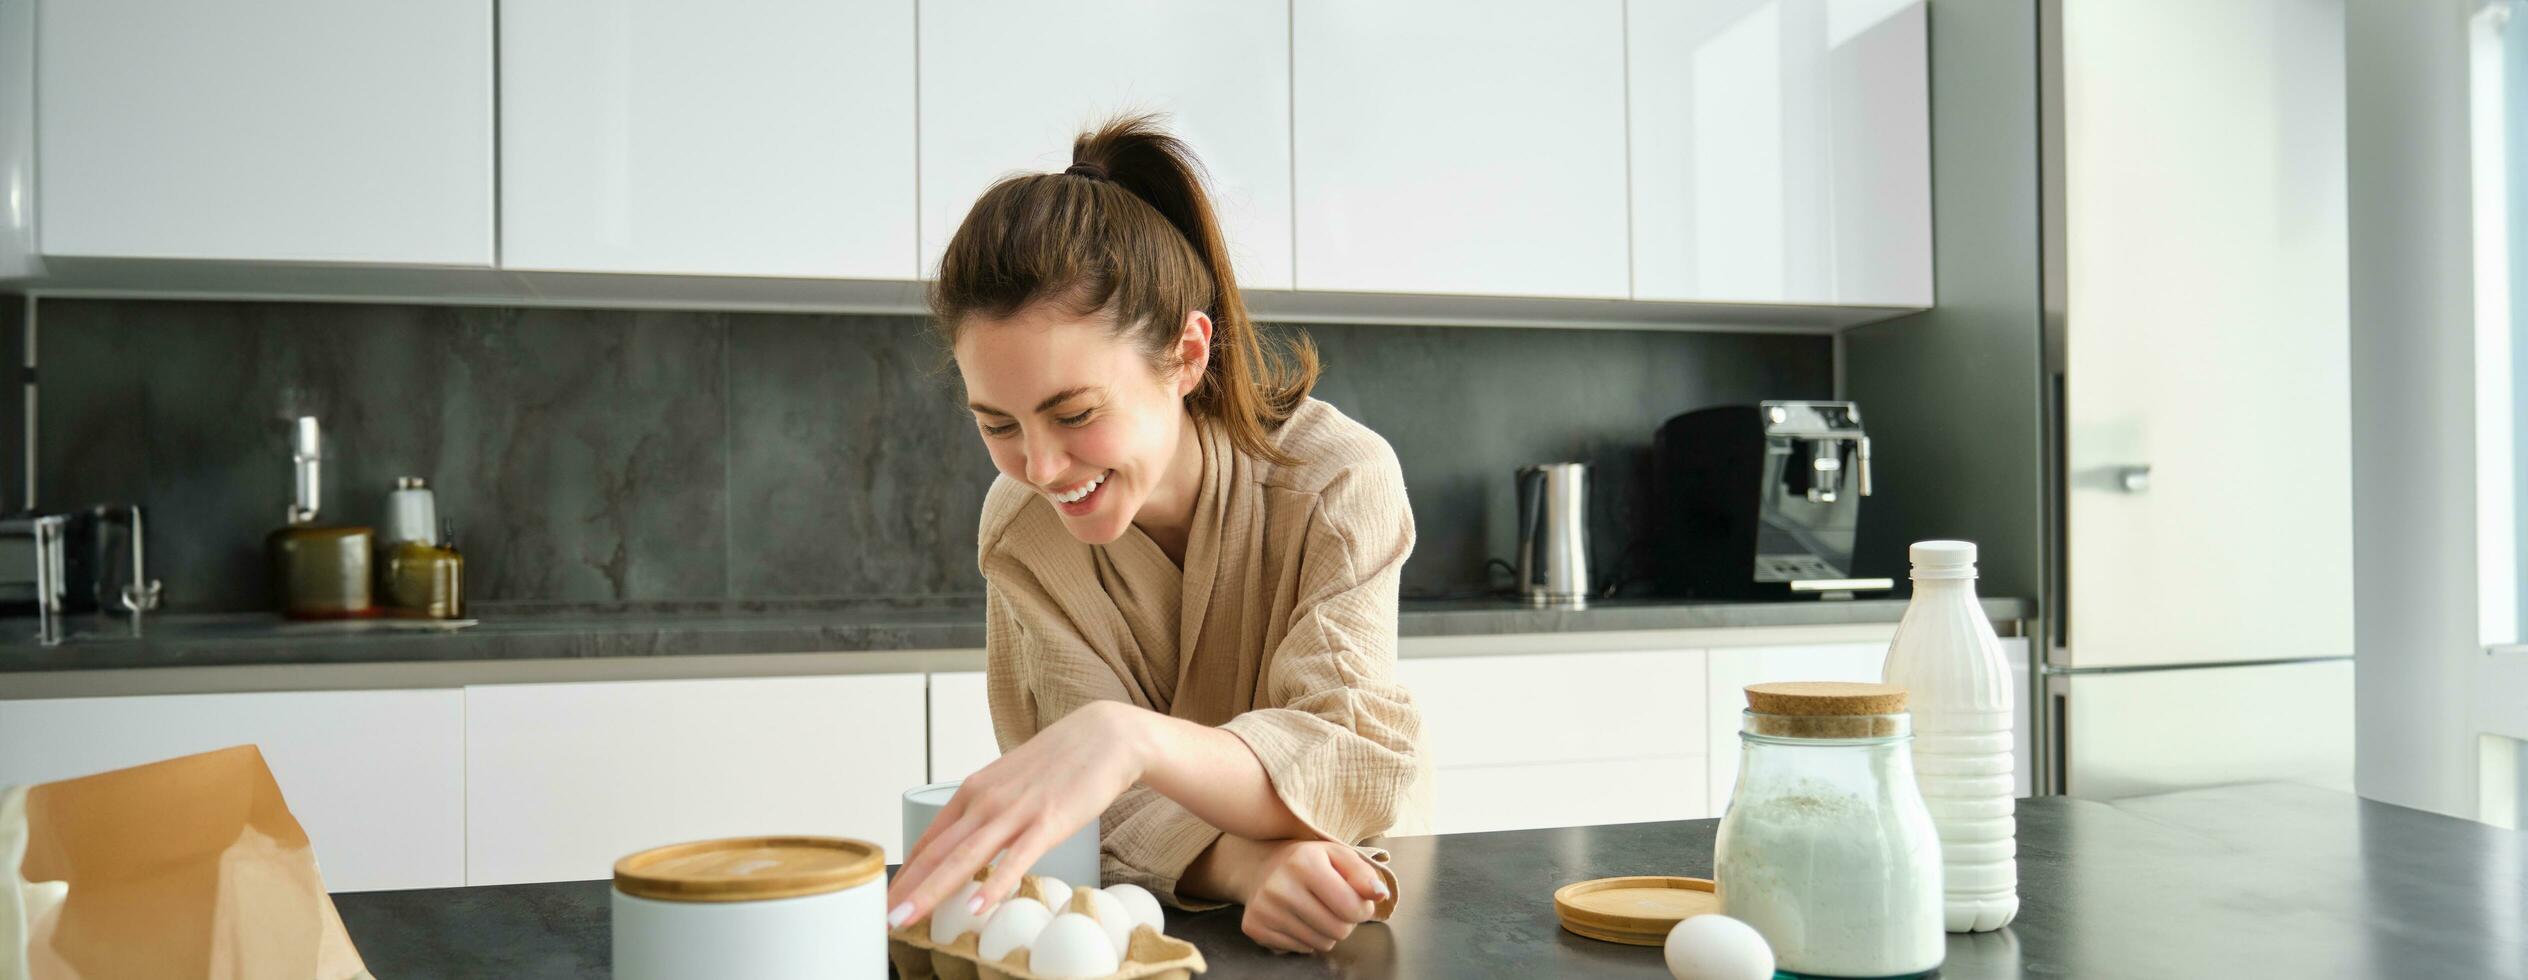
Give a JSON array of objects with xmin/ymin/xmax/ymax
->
[{"xmin": 887, "ymin": 875, "xmax": 1206, "ymax": 980}]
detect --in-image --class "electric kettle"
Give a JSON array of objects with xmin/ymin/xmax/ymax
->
[{"xmin": 1515, "ymin": 462, "xmax": 1592, "ymax": 608}]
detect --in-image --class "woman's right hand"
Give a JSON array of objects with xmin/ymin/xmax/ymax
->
[
  {"xmin": 886, "ymin": 700, "xmax": 1150, "ymax": 929},
  {"xmin": 1234, "ymin": 840, "xmax": 1390, "ymax": 954}
]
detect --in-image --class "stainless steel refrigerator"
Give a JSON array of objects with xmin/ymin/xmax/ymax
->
[{"xmin": 2036, "ymin": 0, "xmax": 2357, "ymax": 799}]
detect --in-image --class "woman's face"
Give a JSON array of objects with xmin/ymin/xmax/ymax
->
[{"xmin": 954, "ymin": 306, "xmax": 1207, "ymax": 545}]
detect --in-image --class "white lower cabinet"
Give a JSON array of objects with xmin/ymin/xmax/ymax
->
[
  {"xmin": 0, "ymin": 689, "xmax": 466, "ymax": 893},
  {"xmin": 1431, "ymin": 756, "xmax": 1708, "ymax": 835},
  {"xmin": 1401, "ymin": 650, "xmax": 1707, "ymax": 767},
  {"xmin": 1397, "ymin": 649, "xmax": 1710, "ymax": 831},
  {"xmin": 0, "ymin": 631, "xmax": 2036, "ymax": 893},
  {"xmin": 463, "ymin": 673, "xmax": 928, "ymax": 884},
  {"xmin": 927, "ymin": 670, "xmax": 998, "ymax": 783}
]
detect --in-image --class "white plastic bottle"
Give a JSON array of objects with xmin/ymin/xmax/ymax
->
[{"xmin": 1878, "ymin": 540, "xmax": 2019, "ymax": 932}]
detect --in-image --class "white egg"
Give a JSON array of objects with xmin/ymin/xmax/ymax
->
[
  {"xmin": 1081, "ymin": 886, "xmax": 1135, "ymax": 956},
  {"xmin": 1026, "ymin": 913, "xmax": 1121, "ymax": 979},
  {"xmin": 975, "ymin": 897, "xmax": 1054, "ymax": 962},
  {"xmin": 1101, "ymin": 883, "xmax": 1166, "ymax": 935},
  {"xmin": 927, "ymin": 880, "xmax": 987, "ymax": 945},
  {"xmin": 1034, "ymin": 875, "xmax": 1075, "ymax": 914},
  {"xmin": 1664, "ymin": 914, "xmax": 1774, "ymax": 980}
]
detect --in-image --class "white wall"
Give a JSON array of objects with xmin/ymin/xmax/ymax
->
[{"xmin": 2346, "ymin": 0, "xmax": 2485, "ymax": 819}]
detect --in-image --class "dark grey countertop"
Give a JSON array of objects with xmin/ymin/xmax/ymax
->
[
  {"xmin": 331, "ymin": 782, "xmax": 2527, "ymax": 979},
  {"xmin": 0, "ymin": 594, "xmax": 2032, "ymax": 674}
]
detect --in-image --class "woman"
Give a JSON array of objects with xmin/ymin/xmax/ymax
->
[{"xmin": 882, "ymin": 115, "xmax": 1430, "ymax": 955}]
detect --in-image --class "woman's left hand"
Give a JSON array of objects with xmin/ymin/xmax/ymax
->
[{"xmin": 885, "ymin": 699, "xmax": 1151, "ymax": 929}]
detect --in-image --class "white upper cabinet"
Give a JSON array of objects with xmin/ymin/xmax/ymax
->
[
  {"xmin": 21, "ymin": 0, "xmax": 1935, "ymax": 316},
  {"xmin": 917, "ymin": 1, "xmax": 1291, "ymax": 287},
  {"xmin": 1292, "ymin": 0, "xmax": 1631, "ymax": 299},
  {"xmin": 37, "ymin": 0, "xmax": 493, "ymax": 265},
  {"xmin": 1627, "ymin": 0, "xmax": 1930, "ymax": 306},
  {"xmin": 501, "ymin": 0, "xmax": 916, "ymax": 278}
]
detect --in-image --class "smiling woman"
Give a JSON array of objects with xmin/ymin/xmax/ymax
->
[{"xmin": 884, "ymin": 114, "xmax": 1432, "ymax": 957}]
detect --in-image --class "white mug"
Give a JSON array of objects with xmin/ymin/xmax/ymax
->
[{"xmin": 902, "ymin": 780, "xmax": 1102, "ymax": 887}]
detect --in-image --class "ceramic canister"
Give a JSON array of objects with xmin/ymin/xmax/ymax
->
[
  {"xmin": 903, "ymin": 781, "xmax": 1103, "ymax": 887},
  {"xmin": 612, "ymin": 836, "xmax": 886, "ymax": 980}
]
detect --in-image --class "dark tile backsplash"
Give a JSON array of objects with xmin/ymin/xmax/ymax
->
[
  {"xmin": 1303, "ymin": 325, "xmax": 1834, "ymax": 598},
  {"xmin": 37, "ymin": 299, "xmax": 1828, "ymax": 613},
  {"xmin": 722, "ymin": 313, "xmax": 993, "ymax": 599}
]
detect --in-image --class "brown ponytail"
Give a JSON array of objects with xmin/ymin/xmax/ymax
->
[{"xmin": 931, "ymin": 113, "xmax": 1320, "ymax": 466}]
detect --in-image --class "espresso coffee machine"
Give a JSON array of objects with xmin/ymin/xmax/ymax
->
[{"xmin": 1651, "ymin": 400, "xmax": 1890, "ymax": 598}]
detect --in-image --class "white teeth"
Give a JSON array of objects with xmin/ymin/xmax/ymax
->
[{"xmin": 1050, "ymin": 471, "xmax": 1108, "ymax": 505}]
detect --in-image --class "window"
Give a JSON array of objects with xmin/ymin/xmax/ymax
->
[{"xmin": 2471, "ymin": 0, "xmax": 2528, "ymax": 646}]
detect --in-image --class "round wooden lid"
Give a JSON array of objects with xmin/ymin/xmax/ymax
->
[
  {"xmin": 1552, "ymin": 876, "xmax": 1720, "ymax": 946},
  {"xmin": 1745, "ymin": 681, "xmax": 1907, "ymax": 716},
  {"xmin": 613, "ymin": 836, "xmax": 884, "ymax": 903}
]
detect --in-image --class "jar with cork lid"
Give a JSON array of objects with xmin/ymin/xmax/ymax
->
[
  {"xmin": 378, "ymin": 477, "xmax": 465, "ymax": 619},
  {"xmin": 1713, "ymin": 681, "xmax": 1944, "ymax": 978}
]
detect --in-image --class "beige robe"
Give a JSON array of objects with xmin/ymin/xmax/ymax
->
[{"xmin": 978, "ymin": 398, "xmax": 1432, "ymax": 913}]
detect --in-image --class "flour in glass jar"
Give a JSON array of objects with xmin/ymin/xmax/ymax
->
[{"xmin": 1714, "ymin": 776, "xmax": 1945, "ymax": 978}]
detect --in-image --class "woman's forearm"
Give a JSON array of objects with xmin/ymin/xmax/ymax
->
[
  {"xmin": 1178, "ymin": 833, "xmax": 1270, "ymax": 904},
  {"xmin": 1128, "ymin": 709, "xmax": 1313, "ymax": 842}
]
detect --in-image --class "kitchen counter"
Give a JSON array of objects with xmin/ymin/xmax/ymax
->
[
  {"xmin": 332, "ymin": 782, "xmax": 2524, "ymax": 979},
  {"xmin": 0, "ymin": 594, "xmax": 2031, "ymax": 675}
]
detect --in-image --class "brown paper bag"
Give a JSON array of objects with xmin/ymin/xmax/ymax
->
[{"xmin": 14, "ymin": 745, "xmax": 370, "ymax": 980}]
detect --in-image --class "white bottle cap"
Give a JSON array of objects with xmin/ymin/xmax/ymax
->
[
  {"xmin": 387, "ymin": 478, "xmax": 438, "ymax": 545},
  {"xmin": 1909, "ymin": 540, "xmax": 1977, "ymax": 579}
]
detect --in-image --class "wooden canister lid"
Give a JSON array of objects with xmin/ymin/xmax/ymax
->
[
  {"xmin": 1744, "ymin": 682, "xmax": 1909, "ymax": 738},
  {"xmin": 1553, "ymin": 876, "xmax": 1721, "ymax": 946},
  {"xmin": 1745, "ymin": 681, "xmax": 1908, "ymax": 715},
  {"xmin": 613, "ymin": 836, "xmax": 883, "ymax": 903}
]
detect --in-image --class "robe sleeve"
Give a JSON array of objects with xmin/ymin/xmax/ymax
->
[
  {"xmin": 985, "ymin": 576, "xmax": 1234, "ymax": 910},
  {"xmin": 1215, "ymin": 461, "xmax": 1421, "ymax": 896}
]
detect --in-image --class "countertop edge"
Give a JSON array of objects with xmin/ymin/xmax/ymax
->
[{"xmin": 0, "ymin": 597, "xmax": 2034, "ymax": 698}]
